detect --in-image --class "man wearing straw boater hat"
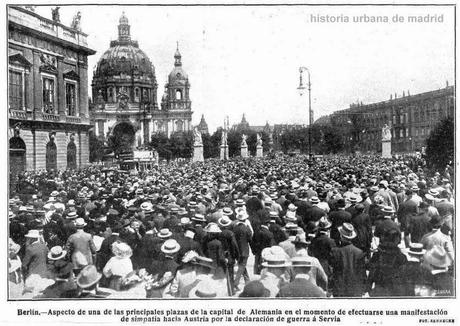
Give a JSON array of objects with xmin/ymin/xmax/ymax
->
[
  {"xmin": 330, "ymin": 223, "xmax": 366, "ymax": 297},
  {"xmin": 401, "ymin": 243, "xmax": 426, "ymax": 296},
  {"xmin": 233, "ymin": 207, "xmax": 253, "ymax": 291},
  {"xmin": 259, "ymin": 253, "xmax": 291, "ymax": 297},
  {"xmin": 22, "ymin": 229, "xmax": 51, "ymax": 294},
  {"xmin": 66, "ymin": 218, "xmax": 97, "ymax": 269},
  {"xmin": 41, "ymin": 246, "xmax": 77, "ymax": 298},
  {"xmin": 146, "ymin": 239, "xmax": 181, "ymax": 298},
  {"xmin": 277, "ymin": 256, "xmax": 326, "ymax": 298}
]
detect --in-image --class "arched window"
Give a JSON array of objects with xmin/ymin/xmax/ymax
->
[
  {"xmin": 135, "ymin": 87, "xmax": 140, "ymax": 101},
  {"xmin": 176, "ymin": 89, "xmax": 182, "ymax": 100},
  {"xmin": 67, "ymin": 141, "xmax": 77, "ymax": 170},
  {"xmin": 9, "ymin": 136, "xmax": 26, "ymax": 175},
  {"xmin": 108, "ymin": 87, "xmax": 114, "ymax": 102},
  {"xmin": 46, "ymin": 141, "xmax": 57, "ymax": 171}
]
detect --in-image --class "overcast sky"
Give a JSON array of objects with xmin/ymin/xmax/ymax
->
[{"xmin": 35, "ymin": 5, "xmax": 455, "ymax": 132}]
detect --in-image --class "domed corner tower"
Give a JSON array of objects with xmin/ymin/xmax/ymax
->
[
  {"xmin": 158, "ymin": 42, "xmax": 193, "ymax": 137},
  {"xmin": 91, "ymin": 12, "xmax": 158, "ymax": 151}
]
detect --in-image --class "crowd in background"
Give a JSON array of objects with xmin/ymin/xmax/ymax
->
[{"xmin": 8, "ymin": 154, "xmax": 455, "ymax": 298}]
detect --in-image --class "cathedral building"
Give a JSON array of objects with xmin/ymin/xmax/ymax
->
[
  {"xmin": 8, "ymin": 6, "xmax": 95, "ymax": 174},
  {"xmin": 91, "ymin": 13, "xmax": 193, "ymax": 154}
]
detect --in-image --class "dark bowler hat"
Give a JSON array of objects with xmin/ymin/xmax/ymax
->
[{"xmin": 239, "ymin": 280, "xmax": 270, "ymax": 298}]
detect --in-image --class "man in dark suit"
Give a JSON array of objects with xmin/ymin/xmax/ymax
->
[
  {"xmin": 218, "ymin": 216, "xmax": 240, "ymax": 291},
  {"xmin": 350, "ymin": 204, "xmax": 372, "ymax": 256},
  {"xmin": 22, "ymin": 230, "xmax": 50, "ymax": 290},
  {"xmin": 277, "ymin": 257, "xmax": 326, "ymax": 298},
  {"xmin": 233, "ymin": 210, "xmax": 253, "ymax": 289},
  {"xmin": 97, "ymin": 221, "xmax": 123, "ymax": 271},
  {"xmin": 329, "ymin": 199, "xmax": 352, "ymax": 244},
  {"xmin": 330, "ymin": 223, "xmax": 366, "ymax": 297},
  {"xmin": 41, "ymin": 260, "xmax": 77, "ymax": 298},
  {"xmin": 251, "ymin": 220, "xmax": 275, "ymax": 275}
]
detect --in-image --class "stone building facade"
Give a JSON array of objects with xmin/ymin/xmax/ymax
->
[
  {"xmin": 8, "ymin": 6, "xmax": 95, "ymax": 175},
  {"xmin": 91, "ymin": 13, "xmax": 193, "ymax": 154},
  {"xmin": 329, "ymin": 85, "xmax": 455, "ymax": 153}
]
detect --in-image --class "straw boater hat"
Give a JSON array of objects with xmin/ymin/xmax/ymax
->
[
  {"xmin": 382, "ymin": 206, "xmax": 395, "ymax": 216},
  {"xmin": 75, "ymin": 218, "xmax": 87, "ymax": 228},
  {"xmin": 222, "ymin": 207, "xmax": 233, "ymax": 216},
  {"xmin": 140, "ymin": 202, "xmax": 153, "ymax": 212},
  {"xmin": 192, "ymin": 213, "xmax": 206, "ymax": 223},
  {"xmin": 261, "ymin": 254, "xmax": 291, "ymax": 268},
  {"xmin": 290, "ymin": 256, "xmax": 313, "ymax": 268},
  {"xmin": 407, "ymin": 243, "xmax": 426, "ymax": 256},
  {"xmin": 218, "ymin": 216, "xmax": 232, "ymax": 228},
  {"xmin": 76, "ymin": 265, "xmax": 102, "ymax": 289},
  {"xmin": 111, "ymin": 242, "xmax": 133, "ymax": 259},
  {"xmin": 48, "ymin": 246, "xmax": 67, "ymax": 261},
  {"xmin": 157, "ymin": 228, "xmax": 173, "ymax": 238},
  {"xmin": 66, "ymin": 211, "xmax": 78, "ymax": 220},
  {"xmin": 310, "ymin": 196, "xmax": 320, "ymax": 204},
  {"xmin": 204, "ymin": 223, "xmax": 221, "ymax": 233},
  {"xmin": 427, "ymin": 189, "xmax": 439, "ymax": 197},
  {"xmin": 161, "ymin": 239, "xmax": 181, "ymax": 255},
  {"xmin": 24, "ymin": 229, "xmax": 40, "ymax": 238},
  {"xmin": 179, "ymin": 217, "xmax": 192, "ymax": 226},
  {"xmin": 318, "ymin": 216, "xmax": 332, "ymax": 230},
  {"xmin": 235, "ymin": 199, "xmax": 245, "ymax": 206},
  {"xmin": 338, "ymin": 223, "xmax": 357, "ymax": 240}
]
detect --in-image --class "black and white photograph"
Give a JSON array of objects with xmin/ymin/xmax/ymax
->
[{"xmin": 4, "ymin": 1, "xmax": 457, "ymax": 323}]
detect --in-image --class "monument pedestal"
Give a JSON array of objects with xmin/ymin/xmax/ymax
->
[
  {"xmin": 256, "ymin": 145, "xmax": 263, "ymax": 158},
  {"xmin": 220, "ymin": 145, "xmax": 229, "ymax": 160},
  {"xmin": 382, "ymin": 140, "xmax": 391, "ymax": 158},
  {"xmin": 193, "ymin": 145, "xmax": 204, "ymax": 162},
  {"xmin": 241, "ymin": 145, "xmax": 248, "ymax": 158}
]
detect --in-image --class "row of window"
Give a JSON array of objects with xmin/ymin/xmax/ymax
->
[{"xmin": 9, "ymin": 69, "xmax": 78, "ymax": 116}]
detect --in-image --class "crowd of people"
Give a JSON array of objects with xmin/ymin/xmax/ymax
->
[{"xmin": 8, "ymin": 154, "xmax": 455, "ymax": 299}]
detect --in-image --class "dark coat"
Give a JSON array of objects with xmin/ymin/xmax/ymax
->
[
  {"xmin": 219, "ymin": 229, "xmax": 240, "ymax": 264},
  {"xmin": 406, "ymin": 212, "xmax": 431, "ymax": 243},
  {"xmin": 41, "ymin": 279, "xmax": 78, "ymax": 298},
  {"xmin": 22, "ymin": 241, "xmax": 49, "ymax": 278},
  {"xmin": 233, "ymin": 222, "xmax": 253, "ymax": 258},
  {"xmin": 366, "ymin": 244, "xmax": 407, "ymax": 297},
  {"xmin": 351, "ymin": 212, "xmax": 373, "ymax": 253},
  {"xmin": 329, "ymin": 209, "xmax": 352, "ymax": 243},
  {"xmin": 97, "ymin": 233, "xmax": 122, "ymax": 270},
  {"xmin": 277, "ymin": 277, "xmax": 326, "ymax": 298},
  {"xmin": 251, "ymin": 226, "xmax": 275, "ymax": 256},
  {"xmin": 330, "ymin": 241, "xmax": 366, "ymax": 297},
  {"xmin": 203, "ymin": 236, "xmax": 227, "ymax": 269},
  {"xmin": 310, "ymin": 233, "xmax": 336, "ymax": 277}
]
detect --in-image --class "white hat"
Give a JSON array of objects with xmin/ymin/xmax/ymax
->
[
  {"xmin": 25, "ymin": 229, "xmax": 40, "ymax": 238},
  {"xmin": 161, "ymin": 239, "xmax": 181, "ymax": 254}
]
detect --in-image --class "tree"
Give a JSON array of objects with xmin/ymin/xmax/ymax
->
[
  {"xmin": 150, "ymin": 132, "xmax": 171, "ymax": 161},
  {"xmin": 425, "ymin": 118, "xmax": 454, "ymax": 171}
]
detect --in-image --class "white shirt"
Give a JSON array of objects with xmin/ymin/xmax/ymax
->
[{"xmin": 103, "ymin": 256, "xmax": 133, "ymax": 278}]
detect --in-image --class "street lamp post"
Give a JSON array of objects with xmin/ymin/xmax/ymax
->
[{"xmin": 297, "ymin": 67, "xmax": 313, "ymax": 159}]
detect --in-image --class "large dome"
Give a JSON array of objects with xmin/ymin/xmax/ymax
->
[
  {"xmin": 94, "ymin": 13, "xmax": 155, "ymax": 79},
  {"xmin": 96, "ymin": 44, "xmax": 154, "ymax": 77}
]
